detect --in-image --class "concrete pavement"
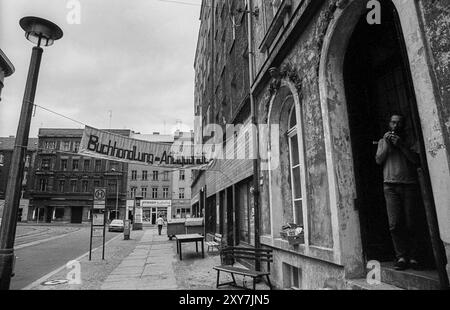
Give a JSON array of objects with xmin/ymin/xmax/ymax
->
[
  {"xmin": 101, "ymin": 229, "xmax": 178, "ymax": 290},
  {"xmin": 26, "ymin": 227, "xmax": 271, "ymax": 290}
]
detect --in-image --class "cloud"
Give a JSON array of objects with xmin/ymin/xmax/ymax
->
[{"xmin": 0, "ymin": 0, "xmax": 200, "ymax": 137}]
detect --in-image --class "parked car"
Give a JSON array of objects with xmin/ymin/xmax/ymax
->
[{"xmin": 108, "ymin": 219, "xmax": 124, "ymax": 232}]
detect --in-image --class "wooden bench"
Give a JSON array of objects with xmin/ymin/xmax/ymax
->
[
  {"xmin": 214, "ymin": 246, "xmax": 273, "ymax": 290},
  {"xmin": 205, "ymin": 233, "xmax": 222, "ymax": 253}
]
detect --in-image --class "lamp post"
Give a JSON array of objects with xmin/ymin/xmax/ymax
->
[{"xmin": 0, "ymin": 16, "xmax": 62, "ymax": 290}]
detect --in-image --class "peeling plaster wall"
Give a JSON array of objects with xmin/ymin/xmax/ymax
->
[
  {"xmin": 252, "ymin": 0, "xmax": 450, "ymax": 288},
  {"xmin": 256, "ymin": 1, "xmax": 337, "ymax": 273},
  {"xmin": 417, "ymin": 0, "xmax": 450, "ymax": 278},
  {"xmin": 419, "ymin": 0, "xmax": 450, "ymax": 157},
  {"xmin": 270, "ymin": 247, "xmax": 345, "ymax": 290}
]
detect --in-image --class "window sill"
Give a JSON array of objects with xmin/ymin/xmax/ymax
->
[{"xmin": 260, "ymin": 235, "xmax": 338, "ymax": 265}]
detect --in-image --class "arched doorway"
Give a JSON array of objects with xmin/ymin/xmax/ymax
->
[
  {"xmin": 319, "ymin": 0, "xmax": 449, "ymax": 288},
  {"xmin": 344, "ymin": 0, "xmax": 434, "ymax": 264}
]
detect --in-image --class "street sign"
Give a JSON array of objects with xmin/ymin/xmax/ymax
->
[
  {"xmin": 90, "ymin": 188, "xmax": 107, "ymax": 260},
  {"xmin": 93, "ymin": 187, "xmax": 106, "ymax": 210},
  {"xmin": 93, "ymin": 226, "xmax": 104, "ymax": 237},
  {"xmin": 92, "ymin": 213, "xmax": 104, "ymax": 226}
]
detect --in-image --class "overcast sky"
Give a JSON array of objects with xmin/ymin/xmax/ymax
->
[{"xmin": 0, "ymin": 0, "xmax": 201, "ymax": 138}]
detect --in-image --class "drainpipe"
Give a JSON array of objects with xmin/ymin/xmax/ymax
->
[{"xmin": 246, "ymin": 0, "xmax": 261, "ymax": 271}]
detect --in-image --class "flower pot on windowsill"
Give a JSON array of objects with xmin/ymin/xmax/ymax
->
[
  {"xmin": 285, "ymin": 234, "xmax": 304, "ymax": 245},
  {"xmin": 280, "ymin": 225, "xmax": 304, "ymax": 246}
]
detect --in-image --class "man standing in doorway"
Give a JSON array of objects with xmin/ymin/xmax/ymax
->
[
  {"xmin": 156, "ymin": 214, "xmax": 164, "ymax": 236},
  {"xmin": 376, "ymin": 113, "xmax": 422, "ymax": 271}
]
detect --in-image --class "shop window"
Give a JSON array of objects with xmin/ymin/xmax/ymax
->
[{"xmin": 237, "ymin": 181, "xmax": 254, "ymax": 245}]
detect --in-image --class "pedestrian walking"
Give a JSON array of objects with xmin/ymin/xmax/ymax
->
[{"xmin": 156, "ymin": 215, "xmax": 164, "ymax": 235}]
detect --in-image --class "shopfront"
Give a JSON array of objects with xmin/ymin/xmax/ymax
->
[{"xmin": 141, "ymin": 200, "xmax": 171, "ymax": 224}]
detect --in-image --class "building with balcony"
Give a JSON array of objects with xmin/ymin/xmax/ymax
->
[{"xmin": 29, "ymin": 128, "xmax": 131, "ymax": 224}]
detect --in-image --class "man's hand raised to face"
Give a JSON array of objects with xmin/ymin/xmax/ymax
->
[{"xmin": 390, "ymin": 135, "xmax": 401, "ymax": 147}]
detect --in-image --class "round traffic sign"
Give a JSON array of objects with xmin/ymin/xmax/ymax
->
[{"xmin": 94, "ymin": 188, "xmax": 106, "ymax": 200}]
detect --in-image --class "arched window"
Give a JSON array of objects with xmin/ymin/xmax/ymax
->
[{"xmin": 287, "ymin": 106, "xmax": 303, "ymax": 226}]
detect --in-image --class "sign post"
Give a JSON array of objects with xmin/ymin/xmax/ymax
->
[
  {"xmin": 89, "ymin": 187, "xmax": 107, "ymax": 260},
  {"xmin": 124, "ymin": 219, "xmax": 131, "ymax": 240},
  {"xmin": 133, "ymin": 196, "xmax": 143, "ymax": 231}
]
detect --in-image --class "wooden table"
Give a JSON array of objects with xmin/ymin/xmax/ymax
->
[{"xmin": 175, "ymin": 234, "xmax": 205, "ymax": 261}]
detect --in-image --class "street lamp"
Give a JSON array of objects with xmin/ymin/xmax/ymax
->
[{"xmin": 0, "ymin": 16, "xmax": 62, "ymax": 290}]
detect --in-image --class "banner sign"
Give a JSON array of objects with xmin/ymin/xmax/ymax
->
[{"xmin": 79, "ymin": 126, "xmax": 209, "ymax": 168}]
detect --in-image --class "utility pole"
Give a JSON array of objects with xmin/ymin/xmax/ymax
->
[
  {"xmin": 0, "ymin": 17, "xmax": 62, "ymax": 290},
  {"xmin": 246, "ymin": 0, "xmax": 261, "ymax": 271}
]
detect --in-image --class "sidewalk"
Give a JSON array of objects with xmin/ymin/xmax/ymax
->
[
  {"xmin": 101, "ymin": 228, "xmax": 178, "ymax": 289},
  {"xmin": 27, "ymin": 227, "xmax": 271, "ymax": 290}
]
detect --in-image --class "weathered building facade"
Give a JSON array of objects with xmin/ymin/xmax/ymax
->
[
  {"xmin": 192, "ymin": 0, "xmax": 256, "ymax": 248},
  {"xmin": 0, "ymin": 137, "xmax": 38, "ymax": 222},
  {"xmin": 30, "ymin": 128, "xmax": 131, "ymax": 224},
  {"xmin": 127, "ymin": 132, "xmax": 174, "ymax": 223},
  {"xmin": 248, "ymin": 0, "xmax": 450, "ymax": 289},
  {"xmin": 194, "ymin": 0, "xmax": 450, "ymax": 289}
]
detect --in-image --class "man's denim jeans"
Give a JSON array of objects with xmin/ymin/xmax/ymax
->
[{"xmin": 383, "ymin": 183, "xmax": 420, "ymax": 260}]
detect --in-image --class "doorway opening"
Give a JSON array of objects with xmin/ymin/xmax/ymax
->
[
  {"xmin": 71, "ymin": 207, "xmax": 83, "ymax": 224},
  {"xmin": 344, "ymin": 1, "xmax": 436, "ymax": 268}
]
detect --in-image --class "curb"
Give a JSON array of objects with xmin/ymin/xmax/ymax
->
[{"xmin": 21, "ymin": 233, "xmax": 123, "ymax": 290}]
